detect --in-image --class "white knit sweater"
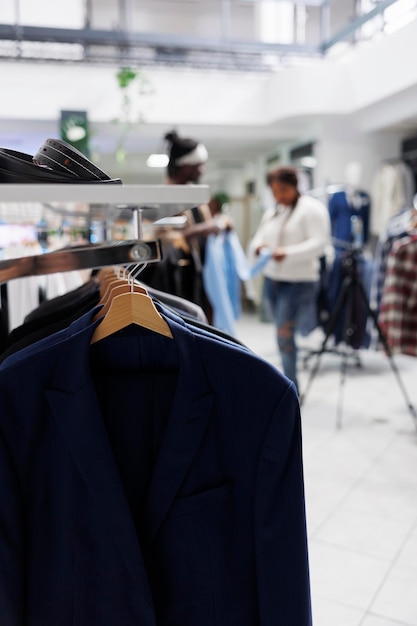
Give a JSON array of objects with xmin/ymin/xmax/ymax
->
[{"xmin": 250, "ymin": 194, "xmax": 331, "ymax": 282}]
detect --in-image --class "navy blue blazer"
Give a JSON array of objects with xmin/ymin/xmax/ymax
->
[
  {"xmin": 329, "ymin": 190, "xmax": 370, "ymax": 245},
  {"xmin": 0, "ymin": 307, "xmax": 311, "ymax": 626}
]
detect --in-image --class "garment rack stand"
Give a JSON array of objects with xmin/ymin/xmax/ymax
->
[
  {"xmin": 300, "ymin": 243, "xmax": 417, "ymax": 432},
  {"xmin": 0, "ymin": 183, "xmax": 210, "ymax": 329}
]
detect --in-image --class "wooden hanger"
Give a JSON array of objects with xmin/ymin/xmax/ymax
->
[
  {"xmin": 91, "ymin": 244, "xmax": 173, "ymax": 343},
  {"xmin": 94, "ymin": 281, "xmax": 148, "ymax": 320},
  {"xmin": 97, "ymin": 267, "xmax": 125, "ymax": 300},
  {"xmin": 96, "ymin": 267, "xmax": 117, "ymax": 294},
  {"xmin": 96, "ymin": 262, "xmax": 148, "ymax": 304},
  {"xmin": 91, "ymin": 290, "xmax": 173, "ymax": 343},
  {"xmin": 101, "ymin": 276, "xmax": 137, "ymax": 302}
]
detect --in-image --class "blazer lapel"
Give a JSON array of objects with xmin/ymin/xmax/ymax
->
[
  {"xmin": 145, "ymin": 316, "xmax": 215, "ymax": 544},
  {"xmin": 45, "ymin": 320, "xmax": 152, "ymax": 598},
  {"xmin": 45, "ymin": 308, "xmax": 215, "ymax": 576}
]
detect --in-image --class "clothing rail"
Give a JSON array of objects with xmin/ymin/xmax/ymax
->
[
  {"xmin": 0, "ymin": 184, "xmax": 210, "ymax": 207},
  {"xmin": 0, "ymin": 182, "xmax": 209, "ymax": 282},
  {"xmin": 0, "ymin": 240, "xmax": 161, "ymax": 283}
]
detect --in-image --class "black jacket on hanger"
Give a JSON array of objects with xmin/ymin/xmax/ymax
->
[
  {"xmin": 0, "ymin": 305, "xmax": 311, "ymax": 626},
  {"xmin": 0, "ymin": 279, "xmax": 101, "ymax": 361}
]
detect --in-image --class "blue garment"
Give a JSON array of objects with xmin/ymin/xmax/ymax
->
[
  {"xmin": 249, "ymin": 247, "xmax": 273, "ymax": 278},
  {"xmin": 224, "ymin": 234, "xmax": 240, "ymax": 319},
  {"xmin": 329, "ymin": 190, "xmax": 370, "ymax": 245},
  {"xmin": 263, "ymin": 277, "xmax": 317, "ymax": 391},
  {"xmin": 203, "ymin": 231, "xmax": 249, "ymax": 336},
  {"xmin": 0, "ymin": 302, "xmax": 311, "ymax": 626}
]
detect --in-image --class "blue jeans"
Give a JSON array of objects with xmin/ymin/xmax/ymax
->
[{"xmin": 263, "ymin": 278, "xmax": 318, "ymax": 391}]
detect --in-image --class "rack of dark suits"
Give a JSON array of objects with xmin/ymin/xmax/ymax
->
[{"xmin": 0, "ymin": 182, "xmax": 312, "ymax": 625}]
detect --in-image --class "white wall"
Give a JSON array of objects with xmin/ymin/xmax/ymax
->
[
  {"xmin": 314, "ymin": 126, "xmax": 404, "ymax": 192},
  {"xmin": 346, "ymin": 18, "xmax": 417, "ymax": 111},
  {"xmin": 264, "ymin": 17, "xmax": 417, "ymax": 124}
]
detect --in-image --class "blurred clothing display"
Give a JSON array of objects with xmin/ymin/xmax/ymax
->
[
  {"xmin": 379, "ymin": 233, "xmax": 417, "ymax": 356},
  {"xmin": 371, "ymin": 160, "xmax": 415, "ymax": 237},
  {"xmin": 369, "ymin": 207, "xmax": 412, "ymax": 318},
  {"xmin": 329, "ymin": 189, "xmax": 370, "ymax": 245}
]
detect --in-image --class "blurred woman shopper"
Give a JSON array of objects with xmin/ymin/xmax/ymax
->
[
  {"xmin": 250, "ymin": 167, "xmax": 331, "ymax": 392},
  {"xmin": 142, "ymin": 130, "xmax": 222, "ymax": 321}
]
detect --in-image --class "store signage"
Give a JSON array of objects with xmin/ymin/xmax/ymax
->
[{"xmin": 60, "ymin": 110, "xmax": 90, "ymax": 157}]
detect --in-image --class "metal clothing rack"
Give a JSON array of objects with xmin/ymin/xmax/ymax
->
[
  {"xmin": 0, "ymin": 183, "xmax": 210, "ymax": 328},
  {"xmin": 0, "ymin": 240, "xmax": 163, "ymax": 283},
  {"xmin": 0, "ymin": 184, "xmax": 210, "ymax": 206},
  {"xmin": 300, "ymin": 240, "xmax": 417, "ymax": 432},
  {"xmin": 0, "ymin": 183, "xmax": 210, "ymax": 243}
]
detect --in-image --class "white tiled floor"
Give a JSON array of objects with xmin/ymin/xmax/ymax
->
[{"xmin": 235, "ymin": 312, "xmax": 417, "ymax": 626}]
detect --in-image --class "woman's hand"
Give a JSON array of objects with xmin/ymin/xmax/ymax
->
[
  {"xmin": 255, "ymin": 244, "xmax": 267, "ymax": 256},
  {"xmin": 272, "ymin": 247, "xmax": 286, "ymax": 261}
]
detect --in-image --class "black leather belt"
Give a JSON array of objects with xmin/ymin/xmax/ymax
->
[{"xmin": 0, "ymin": 139, "xmax": 122, "ymax": 184}]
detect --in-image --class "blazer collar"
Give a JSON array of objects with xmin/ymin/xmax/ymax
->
[{"xmin": 45, "ymin": 308, "xmax": 214, "ymax": 557}]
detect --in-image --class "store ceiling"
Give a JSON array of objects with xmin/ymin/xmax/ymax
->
[
  {"xmin": 0, "ymin": 0, "xmax": 398, "ymax": 72},
  {"xmin": 0, "ymin": 0, "xmax": 416, "ymax": 187}
]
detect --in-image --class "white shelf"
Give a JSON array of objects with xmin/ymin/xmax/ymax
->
[{"xmin": 0, "ymin": 184, "xmax": 210, "ymax": 205}]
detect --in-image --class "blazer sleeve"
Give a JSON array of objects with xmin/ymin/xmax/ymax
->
[
  {"xmin": 255, "ymin": 383, "xmax": 312, "ymax": 626},
  {"xmin": 0, "ymin": 421, "xmax": 25, "ymax": 625}
]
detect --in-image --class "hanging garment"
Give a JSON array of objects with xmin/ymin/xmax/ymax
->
[
  {"xmin": 140, "ymin": 205, "xmax": 213, "ymax": 320},
  {"xmin": 328, "ymin": 189, "xmax": 370, "ymax": 245},
  {"xmin": 2, "ymin": 242, "xmax": 44, "ymax": 331},
  {"xmin": 203, "ymin": 231, "xmax": 249, "ymax": 336},
  {"xmin": 369, "ymin": 208, "xmax": 411, "ymax": 318},
  {"xmin": 379, "ymin": 234, "xmax": 417, "ymax": 356},
  {"xmin": 1, "ymin": 278, "xmax": 240, "ymax": 363},
  {"xmin": 0, "ymin": 278, "xmax": 101, "ymax": 361},
  {"xmin": 327, "ymin": 250, "xmax": 373, "ymax": 349},
  {"xmin": 0, "ymin": 305, "xmax": 311, "ymax": 626},
  {"xmin": 398, "ymin": 161, "xmax": 415, "ymax": 209},
  {"xmin": 143, "ymin": 283, "xmax": 208, "ymax": 324},
  {"xmin": 370, "ymin": 162, "xmax": 415, "ymax": 237}
]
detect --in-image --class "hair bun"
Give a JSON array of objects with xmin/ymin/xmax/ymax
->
[{"xmin": 164, "ymin": 130, "xmax": 179, "ymax": 145}]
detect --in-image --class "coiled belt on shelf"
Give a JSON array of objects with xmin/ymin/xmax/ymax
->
[{"xmin": 0, "ymin": 139, "xmax": 122, "ymax": 184}]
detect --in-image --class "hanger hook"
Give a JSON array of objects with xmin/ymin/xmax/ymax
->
[{"xmin": 128, "ymin": 262, "xmax": 148, "ymax": 285}]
